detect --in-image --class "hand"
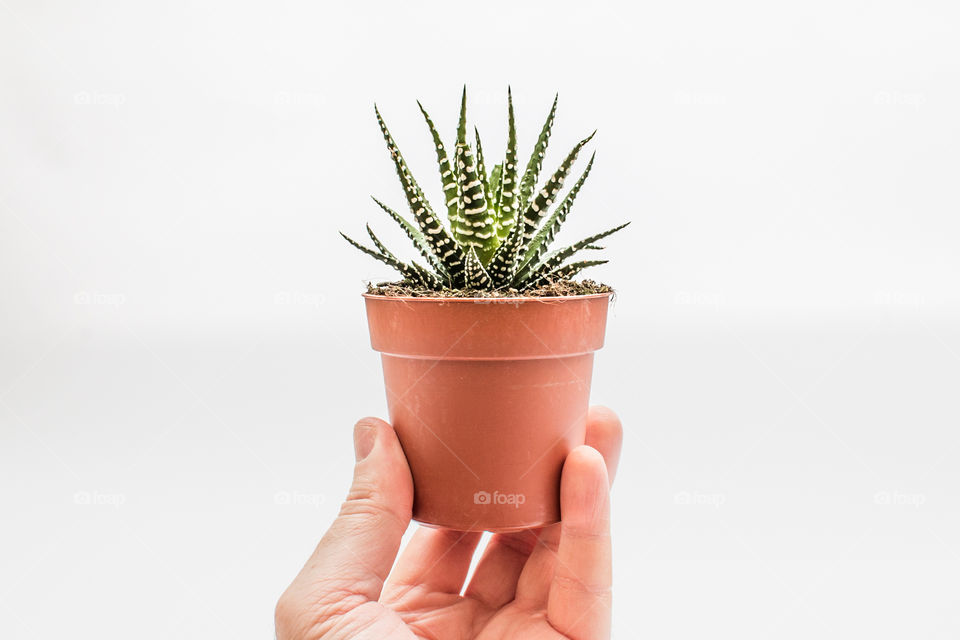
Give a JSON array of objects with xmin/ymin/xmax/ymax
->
[{"xmin": 276, "ymin": 406, "xmax": 623, "ymax": 640}]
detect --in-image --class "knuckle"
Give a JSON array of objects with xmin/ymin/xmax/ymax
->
[{"xmin": 552, "ymin": 573, "xmax": 613, "ymax": 596}]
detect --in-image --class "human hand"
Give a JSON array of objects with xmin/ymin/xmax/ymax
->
[{"xmin": 275, "ymin": 406, "xmax": 623, "ymax": 640}]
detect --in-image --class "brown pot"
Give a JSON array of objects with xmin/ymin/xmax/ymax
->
[{"xmin": 363, "ymin": 292, "xmax": 612, "ymax": 532}]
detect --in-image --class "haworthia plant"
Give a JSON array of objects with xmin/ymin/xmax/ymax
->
[{"xmin": 343, "ymin": 87, "xmax": 628, "ymax": 290}]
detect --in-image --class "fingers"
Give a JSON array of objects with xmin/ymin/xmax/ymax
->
[
  {"xmin": 277, "ymin": 417, "xmax": 413, "ymax": 628},
  {"xmin": 547, "ymin": 446, "xmax": 612, "ymax": 639},
  {"xmin": 383, "ymin": 527, "xmax": 483, "ymax": 599},
  {"xmin": 467, "ymin": 406, "xmax": 622, "ymax": 610}
]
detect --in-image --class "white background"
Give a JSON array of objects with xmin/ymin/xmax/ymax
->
[{"xmin": 2, "ymin": 0, "xmax": 959, "ymax": 637}]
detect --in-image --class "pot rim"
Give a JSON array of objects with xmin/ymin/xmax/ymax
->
[{"xmin": 362, "ymin": 291, "xmax": 613, "ymax": 303}]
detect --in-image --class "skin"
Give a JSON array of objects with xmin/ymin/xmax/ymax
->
[{"xmin": 276, "ymin": 406, "xmax": 622, "ymax": 640}]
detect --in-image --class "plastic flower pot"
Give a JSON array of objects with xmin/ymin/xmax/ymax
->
[{"xmin": 363, "ymin": 292, "xmax": 611, "ymax": 532}]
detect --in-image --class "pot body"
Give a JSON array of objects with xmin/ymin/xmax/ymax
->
[{"xmin": 364, "ymin": 293, "xmax": 611, "ymax": 532}]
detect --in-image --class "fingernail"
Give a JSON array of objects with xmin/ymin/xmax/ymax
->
[{"xmin": 354, "ymin": 421, "xmax": 377, "ymax": 461}]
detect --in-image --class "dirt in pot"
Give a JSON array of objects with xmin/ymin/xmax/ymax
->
[{"xmin": 366, "ymin": 278, "xmax": 614, "ymax": 299}]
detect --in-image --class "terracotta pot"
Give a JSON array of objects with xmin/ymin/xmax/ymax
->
[{"xmin": 363, "ymin": 292, "xmax": 612, "ymax": 532}]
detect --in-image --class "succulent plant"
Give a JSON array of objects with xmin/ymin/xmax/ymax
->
[{"xmin": 342, "ymin": 87, "xmax": 629, "ymax": 291}]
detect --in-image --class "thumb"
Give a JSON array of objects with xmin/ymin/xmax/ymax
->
[{"xmin": 281, "ymin": 418, "xmax": 413, "ymax": 618}]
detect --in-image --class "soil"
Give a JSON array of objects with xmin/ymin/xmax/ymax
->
[{"xmin": 365, "ymin": 278, "xmax": 614, "ymax": 298}]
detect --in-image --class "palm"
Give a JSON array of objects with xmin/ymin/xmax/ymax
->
[
  {"xmin": 351, "ymin": 602, "xmax": 567, "ymax": 640},
  {"xmin": 376, "ymin": 524, "xmax": 590, "ymax": 639},
  {"xmin": 333, "ymin": 522, "xmax": 599, "ymax": 639}
]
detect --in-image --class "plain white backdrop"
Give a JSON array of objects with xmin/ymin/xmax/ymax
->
[{"xmin": 2, "ymin": 0, "xmax": 959, "ymax": 637}]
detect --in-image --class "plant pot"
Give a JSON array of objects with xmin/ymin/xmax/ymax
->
[{"xmin": 363, "ymin": 292, "xmax": 612, "ymax": 532}]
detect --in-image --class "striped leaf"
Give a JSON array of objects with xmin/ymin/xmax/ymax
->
[
  {"xmin": 523, "ymin": 259, "xmax": 609, "ymax": 289},
  {"xmin": 371, "ymin": 196, "xmax": 450, "ymax": 282},
  {"xmin": 374, "ymin": 105, "xmax": 466, "ymax": 283},
  {"xmin": 517, "ymin": 93, "xmax": 558, "ymax": 211},
  {"xmin": 516, "ymin": 132, "xmax": 595, "ymax": 257},
  {"xmin": 464, "ymin": 246, "xmax": 492, "ymax": 289},
  {"xmin": 340, "ymin": 231, "xmax": 429, "ymax": 286},
  {"xmin": 364, "ymin": 225, "xmax": 442, "ymax": 287},
  {"xmin": 487, "ymin": 163, "xmax": 503, "ymax": 222},
  {"xmin": 515, "ymin": 152, "xmax": 595, "ymax": 275},
  {"xmin": 417, "ymin": 101, "xmax": 460, "ymax": 232},
  {"xmin": 452, "ymin": 90, "xmax": 497, "ymax": 263},
  {"xmin": 409, "ymin": 262, "xmax": 444, "ymax": 289},
  {"xmin": 519, "ymin": 222, "xmax": 630, "ymax": 286},
  {"xmin": 474, "ymin": 126, "xmax": 490, "ymax": 190},
  {"xmin": 485, "ymin": 220, "xmax": 525, "ymax": 287},
  {"xmin": 495, "ymin": 88, "xmax": 520, "ymax": 243}
]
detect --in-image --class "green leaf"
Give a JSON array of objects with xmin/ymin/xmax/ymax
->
[
  {"xmin": 374, "ymin": 104, "xmax": 466, "ymax": 283},
  {"xmin": 516, "ymin": 132, "xmax": 595, "ymax": 258},
  {"xmin": 517, "ymin": 93, "xmax": 558, "ymax": 211},
  {"xmin": 515, "ymin": 152, "xmax": 595, "ymax": 275},
  {"xmin": 518, "ymin": 222, "xmax": 629, "ymax": 286}
]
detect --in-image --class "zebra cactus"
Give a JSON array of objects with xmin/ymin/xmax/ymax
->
[{"xmin": 342, "ymin": 87, "xmax": 628, "ymax": 290}]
